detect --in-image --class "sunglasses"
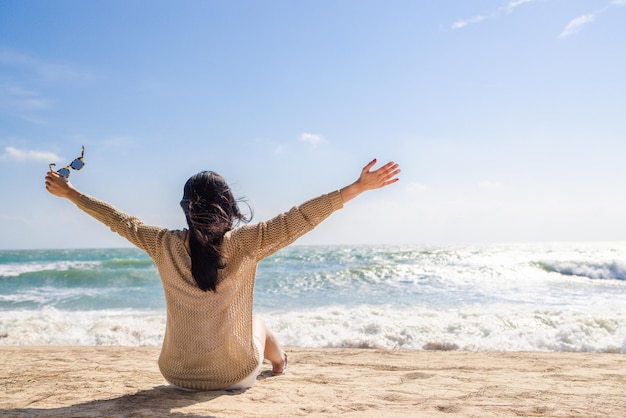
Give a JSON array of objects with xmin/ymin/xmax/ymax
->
[{"xmin": 49, "ymin": 146, "xmax": 85, "ymax": 178}]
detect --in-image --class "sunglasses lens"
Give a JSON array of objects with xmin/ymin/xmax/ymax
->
[
  {"xmin": 70, "ymin": 159, "xmax": 84, "ymax": 170},
  {"xmin": 58, "ymin": 168, "xmax": 70, "ymax": 178}
]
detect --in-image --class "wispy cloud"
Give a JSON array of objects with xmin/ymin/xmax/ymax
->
[
  {"xmin": 0, "ymin": 49, "xmax": 99, "ymax": 121},
  {"xmin": 0, "ymin": 83, "xmax": 52, "ymax": 111},
  {"xmin": 452, "ymin": 0, "xmax": 625, "ymax": 39},
  {"xmin": 506, "ymin": 0, "xmax": 536, "ymax": 13},
  {"xmin": 0, "ymin": 146, "xmax": 60, "ymax": 162},
  {"xmin": 558, "ymin": 14, "xmax": 596, "ymax": 39},
  {"xmin": 558, "ymin": 1, "xmax": 626, "ymax": 39},
  {"xmin": 298, "ymin": 133, "xmax": 328, "ymax": 147},
  {"xmin": 451, "ymin": 0, "xmax": 538, "ymax": 30},
  {"xmin": 0, "ymin": 48, "xmax": 100, "ymax": 81},
  {"xmin": 451, "ymin": 14, "xmax": 491, "ymax": 30}
]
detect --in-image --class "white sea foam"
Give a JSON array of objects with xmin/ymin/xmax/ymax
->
[
  {"xmin": 262, "ymin": 304, "xmax": 626, "ymax": 353},
  {"xmin": 0, "ymin": 286, "xmax": 93, "ymax": 304},
  {"xmin": 0, "ymin": 307, "xmax": 165, "ymax": 346},
  {"xmin": 0, "ymin": 260, "xmax": 99, "ymax": 277}
]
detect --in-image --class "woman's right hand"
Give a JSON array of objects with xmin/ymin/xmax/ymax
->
[
  {"xmin": 339, "ymin": 159, "xmax": 400, "ymax": 204},
  {"xmin": 356, "ymin": 159, "xmax": 400, "ymax": 192},
  {"xmin": 45, "ymin": 170, "xmax": 82, "ymax": 203}
]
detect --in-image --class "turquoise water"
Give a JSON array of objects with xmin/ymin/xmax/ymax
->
[{"xmin": 1, "ymin": 243, "xmax": 626, "ymax": 352}]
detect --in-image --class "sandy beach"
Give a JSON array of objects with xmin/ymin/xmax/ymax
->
[{"xmin": 0, "ymin": 347, "xmax": 624, "ymax": 417}]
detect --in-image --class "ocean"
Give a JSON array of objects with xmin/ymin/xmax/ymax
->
[{"xmin": 1, "ymin": 243, "xmax": 625, "ymax": 353}]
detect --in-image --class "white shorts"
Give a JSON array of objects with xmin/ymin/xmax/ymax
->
[{"xmin": 225, "ymin": 335, "xmax": 265, "ymax": 390}]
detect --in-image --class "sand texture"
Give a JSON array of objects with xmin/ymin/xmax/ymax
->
[{"xmin": 1, "ymin": 347, "xmax": 625, "ymax": 417}]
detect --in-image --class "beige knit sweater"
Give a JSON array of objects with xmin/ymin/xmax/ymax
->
[{"xmin": 77, "ymin": 190, "xmax": 344, "ymax": 390}]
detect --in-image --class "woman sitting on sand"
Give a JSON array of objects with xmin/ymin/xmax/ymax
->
[{"xmin": 45, "ymin": 158, "xmax": 400, "ymax": 391}]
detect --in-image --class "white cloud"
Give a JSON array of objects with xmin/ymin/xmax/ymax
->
[
  {"xmin": 452, "ymin": 0, "xmax": 619, "ymax": 38},
  {"xmin": 556, "ymin": 0, "xmax": 625, "ymax": 40},
  {"xmin": 506, "ymin": 0, "xmax": 537, "ymax": 13},
  {"xmin": 451, "ymin": 14, "xmax": 490, "ymax": 30},
  {"xmin": 298, "ymin": 133, "xmax": 327, "ymax": 147},
  {"xmin": 452, "ymin": 0, "xmax": 536, "ymax": 30},
  {"xmin": 1, "ymin": 146, "xmax": 60, "ymax": 162},
  {"xmin": 558, "ymin": 14, "xmax": 596, "ymax": 39}
]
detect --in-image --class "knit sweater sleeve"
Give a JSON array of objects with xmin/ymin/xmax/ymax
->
[
  {"xmin": 237, "ymin": 190, "xmax": 344, "ymax": 261},
  {"xmin": 76, "ymin": 194, "xmax": 167, "ymax": 259}
]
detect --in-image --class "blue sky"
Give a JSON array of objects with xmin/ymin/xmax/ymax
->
[{"xmin": 1, "ymin": 0, "xmax": 625, "ymax": 249}]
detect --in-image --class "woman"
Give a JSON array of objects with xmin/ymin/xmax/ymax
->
[{"xmin": 45, "ymin": 158, "xmax": 400, "ymax": 390}]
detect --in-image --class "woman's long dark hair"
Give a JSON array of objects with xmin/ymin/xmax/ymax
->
[{"xmin": 180, "ymin": 171, "xmax": 249, "ymax": 292}]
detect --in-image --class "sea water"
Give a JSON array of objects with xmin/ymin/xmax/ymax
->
[{"xmin": 1, "ymin": 243, "xmax": 625, "ymax": 353}]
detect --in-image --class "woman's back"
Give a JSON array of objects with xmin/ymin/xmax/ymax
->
[
  {"xmin": 156, "ymin": 230, "xmax": 259, "ymax": 390},
  {"xmin": 156, "ymin": 191, "xmax": 345, "ymax": 389}
]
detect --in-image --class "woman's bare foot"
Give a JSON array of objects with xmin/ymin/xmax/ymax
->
[{"xmin": 272, "ymin": 351, "xmax": 287, "ymax": 375}]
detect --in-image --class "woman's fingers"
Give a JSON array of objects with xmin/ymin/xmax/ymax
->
[
  {"xmin": 45, "ymin": 171, "xmax": 70, "ymax": 196},
  {"xmin": 374, "ymin": 161, "xmax": 400, "ymax": 184},
  {"xmin": 361, "ymin": 160, "xmax": 400, "ymax": 189},
  {"xmin": 362, "ymin": 158, "xmax": 378, "ymax": 174}
]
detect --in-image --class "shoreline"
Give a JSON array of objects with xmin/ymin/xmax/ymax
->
[{"xmin": 1, "ymin": 347, "xmax": 625, "ymax": 417}]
